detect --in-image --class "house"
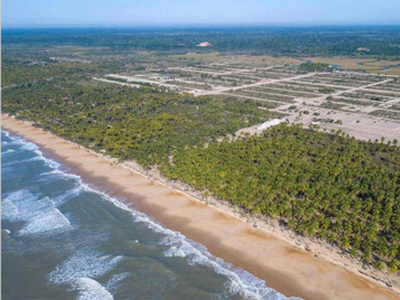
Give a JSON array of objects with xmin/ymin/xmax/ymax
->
[
  {"xmin": 160, "ymin": 75, "xmax": 172, "ymax": 81},
  {"xmin": 197, "ymin": 42, "xmax": 211, "ymax": 47}
]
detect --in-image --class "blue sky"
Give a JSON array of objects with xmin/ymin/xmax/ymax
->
[{"xmin": 3, "ymin": 0, "xmax": 400, "ymax": 27}]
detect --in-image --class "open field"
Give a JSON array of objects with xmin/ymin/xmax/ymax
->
[
  {"xmin": 303, "ymin": 57, "xmax": 400, "ymax": 76},
  {"xmin": 97, "ymin": 59, "xmax": 400, "ymax": 142}
]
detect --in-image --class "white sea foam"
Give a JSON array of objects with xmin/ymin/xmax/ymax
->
[
  {"xmin": 33, "ymin": 149, "xmax": 60, "ymax": 169},
  {"xmin": 2, "ymin": 190, "xmax": 71, "ymax": 236},
  {"xmin": 1, "ymin": 131, "xmax": 60, "ymax": 169},
  {"xmin": 164, "ymin": 246, "xmax": 186, "ymax": 258},
  {"xmin": 21, "ymin": 141, "xmax": 39, "ymax": 151},
  {"xmin": 1, "ymin": 198, "xmax": 20, "ymax": 221},
  {"xmin": 133, "ymin": 211, "xmax": 300, "ymax": 300},
  {"xmin": 53, "ymin": 186, "xmax": 84, "ymax": 206},
  {"xmin": 76, "ymin": 173, "xmax": 298, "ymax": 299},
  {"xmin": 49, "ymin": 249, "xmax": 122, "ymax": 299},
  {"xmin": 2, "ymin": 130, "xmax": 11, "ymax": 138},
  {"xmin": 105, "ymin": 272, "xmax": 130, "ymax": 293},
  {"xmin": 38, "ymin": 169, "xmax": 81, "ymax": 184},
  {"xmin": 49, "ymin": 249, "xmax": 123, "ymax": 285},
  {"xmin": 2, "ymin": 130, "xmax": 299, "ymax": 300},
  {"xmin": 71, "ymin": 278, "xmax": 114, "ymax": 300},
  {"xmin": 2, "ymin": 139, "xmax": 24, "ymax": 147},
  {"xmin": 37, "ymin": 170, "xmax": 68, "ymax": 183},
  {"xmin": 2, "ymin": 136, "xmax": 34, "ymax": 152},
  {"xmin": 2, "ymin": 156, "xmax": 43, "ymax": 167},
  {"xmin": 18, "ymin": 205, "xmax": 71, "ymax": 236},
  {"xmin": 2, "ymin": 148, "xmax": 15, "ymax": 156}
]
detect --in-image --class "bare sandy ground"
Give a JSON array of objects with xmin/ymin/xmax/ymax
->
[{"xmin": 2, "ymin": 114, "xmax": 400, "ymax": 300}]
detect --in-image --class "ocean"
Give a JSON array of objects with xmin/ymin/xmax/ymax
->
[{"xmin": 1, "ymin": 130, "xmax": 297, "ymax": 300}]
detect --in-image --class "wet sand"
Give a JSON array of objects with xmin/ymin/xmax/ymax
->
[{"xmin": 2, "ymin": 114, "xmax": 399, "ymax": 300}]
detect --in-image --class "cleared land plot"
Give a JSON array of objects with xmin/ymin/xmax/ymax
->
[
  {"xmin": 326, "ymin": 97, "xmax": 376, "ymax": 107},
  {"xmin": 248, "ymin": 85, "xmax": 320, "ymax": 98},
  {"xmin": 367, "ymin": 82, "xmax": 400, "ymax": 93},
  {"xmin": 254, "ymin": 71, "xmax": 294, "ymax": 79},
  {"xmin": 319, "ymin": 101, "xmax": 348, "ymax": 110},
  {"xmin": 303, "ymin": 56, "xmax": 400, "ymax": 75},
  {"xmin": 369, "ymin": 110, "xmax": 400, "ymax": 120},
  {"xmin": 277, "ymin": 81, "xmax": 348, "ymax": 92},
  {"xmin": 317, "ymin": 73, "xmax": 389, "ymax": 83},
  {"xmin": 231, "ymin": 89, "xmax": 295, "ymax": 103},
  {"xmin": 360, "ymin": 88, "xmax": 400, "ymax": 98},
  {"xmin": 297, "ymin": 77, "xmax": 377, "ymax": 87},
  {"xmin": 296, "ymin": 73, "xmax": 391, "ymax": 87},
  {"xmin": 272, "ymin": 83, "xmax": 339, "ymax": 94},
  {"xmin": 388, "ymin": 105, "xmax": 400, "ymax": 111},
  {"xmin": 169, "ymin": 80, "xmax": 210, "ymax": 90},
  {"xmin": 340, "ymin": 92, "xmax": 394, "ymax": 102},
  {"xmin": 270, "ymin": 66, "xmax": 298, "ymax": 74},
  {"xmin": 221, "ymin": 93, "xmax": 288, "ymax": 106},
  {"xmin": 218, "ymin": 75, "xmax": 258, "ymax": 85}
]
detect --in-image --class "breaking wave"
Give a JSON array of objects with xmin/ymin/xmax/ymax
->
[
  {"xmin": 134, "ymin": 214, "xmax": 298, "ymax": 300},
  {"xmin": 2, "ymin": 130, "xmax": 298, "ymax": 300},
  {"xmin": 2, "ymin": 190, "xmax": 71, "ymax": 236},
  {"xmin": 105, "ymin": 272, "xmax": 130, "ymax": 294},
  {"xmin": 71, "ymin": 278, "xmax": 113, "ymax": 300},
  {"xmin": 2, "ymin": 148, "xmax": 15, "ymax": 156},
  {"xmin": 49, "ymin": 249, "xmax": 123, "ymax": 285},
  {"xmin": 49, "ymin": 249, "xmax": 122, "ymax": 300},
  {"xmin": 92, "ymin": 187, "xmax": 298, "ymax": 299}
]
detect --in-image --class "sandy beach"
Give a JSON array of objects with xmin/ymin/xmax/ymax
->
[{"xmin": 2, "ymin": 114, "xmax": 400, "ymax": 300}]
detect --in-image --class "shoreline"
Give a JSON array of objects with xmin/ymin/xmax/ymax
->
[{"xmin": 2, "ymin": 114, "xmax": 400, "ymax": 300}]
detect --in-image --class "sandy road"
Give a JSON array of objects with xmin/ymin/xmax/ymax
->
[
  {"xmin": 192, "ymin": 72, "xmax": 325, "ymax": 96},
  {"xmin": 218, "ymin": 93, "xmax": 287, "ymax": 105},
  {"xmin": 102, "ymin": 74, "xmax": 183, "ymax": 90},
  {"xmin": 306, "ymin": 78, "xmax": 395, "ymax": 105},
  {"xmin": 329, "ymin": 78, "xmax": 394, "ymax": 98},
  {"xmin": 167, "ymin": 65, "xmax": 279, "ymax": 76},
  {"xmin": 92, "ymin": 77, "xmax": 141, "ymax": 88}
]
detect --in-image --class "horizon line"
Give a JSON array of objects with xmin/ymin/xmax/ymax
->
[{"xmin": 3, "ymin": 22, "xmax": 400, "ymax": 30}]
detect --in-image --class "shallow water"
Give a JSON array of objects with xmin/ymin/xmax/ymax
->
[{"xmin": 1, "ymin": 131, "xmax": 298, "ymax": 300}]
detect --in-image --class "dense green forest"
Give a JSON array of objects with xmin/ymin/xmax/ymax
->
[
  {"xmin": 1, "ymin": 62, "xmax": 122, "ymax": 87},
  {"xmin": 2, "ymin": 77, "xmax": 276, "ymax": 167},
  {"xmin": 163, "ymin": 125, "xmax": 400, "ymax": 273},
  {"xmin": 3, "ymin": 26, "xmax": 400, "ymax": 57}
]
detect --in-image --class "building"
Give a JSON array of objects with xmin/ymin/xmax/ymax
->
[
  {"xmin": 160, "ymin": 75, "xmax": 172, "ymax": 81},
  {"xmin": 197, "ymin": 42, "xmax": 211, "ymax": 47}
]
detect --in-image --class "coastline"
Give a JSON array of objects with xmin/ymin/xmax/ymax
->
[{"xmin": 2, "ymin": 114, "xmax": 400, "ymax": 300}]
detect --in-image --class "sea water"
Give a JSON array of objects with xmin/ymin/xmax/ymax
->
[{"xmin": 1, "ymin": 131, "xmax": 299, "ymax": 300}]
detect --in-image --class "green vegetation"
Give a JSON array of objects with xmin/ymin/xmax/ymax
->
[
  {"xmin": 3, "ymin": 27, "xmax": 400, "ymax": 276},
  {"xmin": 162, "ymin": 125, "xmax": 400, "ymax": 272},
  {"xmin": 369, "ymin": 110, "xmax": 400, "ymax": 121},
  {"xmin": 2, "ymin": 78, "xmax": 276, "ymax": 168},
  {"xmin": 298, "ymin": 63, "xmax": 332, "ymax": 74},
  {"xmin": 2, "ymin": 62, "xmax": 121, "ymax": 87},
  {"xmin": 4, "ymin": 26, "xmax": 400, "ymax": 57},
  {"xmin": 318, "ymin": 87, "xmax": 336, "ymax": 94}
]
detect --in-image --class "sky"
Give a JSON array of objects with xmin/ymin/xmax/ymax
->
[{"xmin": 3, "ymin": 0, "xmax": 400, "ymax": 28}]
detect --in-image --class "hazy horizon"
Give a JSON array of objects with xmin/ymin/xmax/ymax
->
[
  {"xmin": 3, "ymin": 24, "xmax": 400, "ymax": 30},
  {"xmin": 3, "ymin": 0, "xmax": 400, "ymax": 28}
]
